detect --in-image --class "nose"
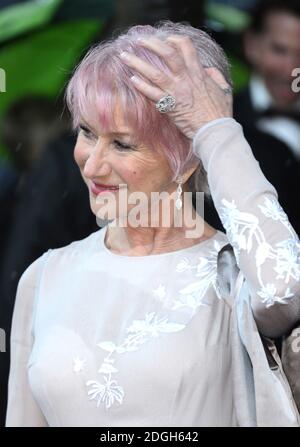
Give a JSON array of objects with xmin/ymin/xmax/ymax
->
[{"xmin": 83, "ymin": 140, "xmax": 111, "ymax": 179}]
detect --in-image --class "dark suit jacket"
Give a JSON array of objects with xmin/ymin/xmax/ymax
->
[{"xmin": 233, "ymin": 86, "xmax": 258, "ymax": 128}]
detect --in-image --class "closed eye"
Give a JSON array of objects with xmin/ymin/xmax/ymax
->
[
  {"xmin": 79, "ymin": 124, "xmax": 96, "ymax": 140},
  {"xmin": 113, "ymin": 140, "xmax": 134, "ymax": 151},
  {"xmin": 78, "ymin": 124, "xmax": 136, "ymax": 151}
]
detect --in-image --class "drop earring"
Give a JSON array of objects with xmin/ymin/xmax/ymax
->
[{"xmin": 175, "ymin": 177, "xmax": 183, "ymax": 210}]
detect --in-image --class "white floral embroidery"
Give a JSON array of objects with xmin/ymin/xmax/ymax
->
[
  {"xmin": 172, "ymin": 240, "xmax": 223, "ymax": 312},
  {"xmin": 255, "ymin": 242, "xmax": 273, "ymax": 267},
  {"xmin": 175, "ymin": 257, "xmax": 193, "ymax": 273},
  {"xmin": 86, "ymin": 312, "xmax": 185, "ymax": 409},
  {"xmin": 219, "ymin": 199, "xmax": 260, "ymax": 264},
  {"xmin": 172, "ymin": 281, "xmax": 210, "ymax": 312},
  {"xmin": 258, "ymin": 197, "xmax": 288, "ymax": 223},
  {"xmin": 257, "ymin": 284, "xmax": 293, "ymax": 308},
  {"xmin": 151, "ymin": 240, "xmax": 225, "ymax": 312},
  {"xmin": 86, "ymin": 377, "xmax": 124, "ymax": 409},
  {"xmin": 125, "ymin": 312, "xmax": 185, "ymax": 338},
  {"xmin": 152, "ymin": 284, "xmax": 166, "ymax": 299},
  {"xmin": 195, "ymin": 241, "xmax": 222, "ymax": 281},
  {"xmin": 152, "ymin": 283, "xmax": 175, "ymax": 308},
  {"xmin": 274, "ymin": 239, "xmax": 300, "ymax": 283},
  {"xmin": 73, "ymin": 357, "xmax": 86, "ymax": 374},
  {"xmin": 220, "ymin": 196, "xmax": 300, "ymax": 308}
]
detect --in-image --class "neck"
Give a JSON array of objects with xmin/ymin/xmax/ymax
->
[{"xmin": 104, "ymin": 190, "xmax": 216, "ymax": 256}]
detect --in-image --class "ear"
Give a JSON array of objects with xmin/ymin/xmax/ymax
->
[{"xmin": 243, "ymin": 30, "xmax": 261, "ymax": 67}]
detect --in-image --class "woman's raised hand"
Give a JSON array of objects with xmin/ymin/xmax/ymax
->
[{"xmin": 120, "ymin": 35, "xmax": 233, "ymax": 139}]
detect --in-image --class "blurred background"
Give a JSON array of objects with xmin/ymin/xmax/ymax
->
[{"xmin": 0, "ymin": 0, "xmax": 299, "ymax": 426}]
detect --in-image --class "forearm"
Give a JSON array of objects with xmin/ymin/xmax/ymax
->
[{"xmin": 193, "ymin": 118, "xmax": 300, "ymax": 338}]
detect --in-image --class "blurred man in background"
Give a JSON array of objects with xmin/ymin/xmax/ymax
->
[{"xmin": 234, "ymin": 0, "xmax": 300, "ymax": 160}]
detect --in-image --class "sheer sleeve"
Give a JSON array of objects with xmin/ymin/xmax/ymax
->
[
  {"xmin": 193, "ymin": 118, "xmax": 300, "ymax": 339},
  {"xmin": 5, "ymin": 251, "xmax": 51, "ymax": 427}
]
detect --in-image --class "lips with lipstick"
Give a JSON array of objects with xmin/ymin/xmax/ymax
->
[{"xmin": 90, "ymin": 181, "xmax": 120, "ymax": 195}]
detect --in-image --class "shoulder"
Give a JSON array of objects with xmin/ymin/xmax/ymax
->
[
  {"xmin": 20, "ymin": 227, "xmax": 104, "ymax": 288},
  {"xmin": 18, "ymin": 250, "xmax": 51, "ymax": 292},
  {"xmin": 50, "ymin": 227, "xmax": 101, "ymax": 252},
  {"xmin": 11, "ymin": 228, "xmax": 105, "ymax": 336},
  {"xmin": 46, "ymin": 227, "xmax": 103, "ymax": 263}
]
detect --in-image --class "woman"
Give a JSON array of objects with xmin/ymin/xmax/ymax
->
[{"xmin": 5, "ymin": 21, "xmax": 300, "ymax": 427}]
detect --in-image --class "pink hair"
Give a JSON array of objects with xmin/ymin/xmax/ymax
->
[{"xmin": 65, "ymin": 21, "xmax": 231, "ymax": 185}]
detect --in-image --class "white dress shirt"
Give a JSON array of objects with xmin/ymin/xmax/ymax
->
[{"xmin": 250, "ymin": 75, "xmax": 300, "ymax": 159}]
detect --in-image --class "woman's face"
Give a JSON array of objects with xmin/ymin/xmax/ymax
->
[{"xmin": 74, "ymin": 103, "xmax": 177, "ymax": 224}]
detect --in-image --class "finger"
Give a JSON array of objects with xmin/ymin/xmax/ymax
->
[
  {"xmin": 204, "ymin": 68, "xmax": 233, "ymax": 114},
  {"xmin": 137, "ymin": 36, "xmax": 185, "ymax": 74},
  {"xmin": 120, "ymin": 51, "xmax": 169, "ymax": 90},
  {"xmin": 130, "ymin": 75, "xmax": 165, "ymax": 102},
  {"xmin": 165, "ymin": 35, "xmax": 206, "ymax": 79},
  {"xmin": 205, "ymin": 67, "xmax": 231, "ymax": 91}
]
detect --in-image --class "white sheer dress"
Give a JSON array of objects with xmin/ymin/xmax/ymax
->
[{"xmin": 5, "ymin": 119, "xmax": 300, "ymax": 427}]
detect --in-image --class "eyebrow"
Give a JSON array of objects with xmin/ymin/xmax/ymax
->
[{"xmin": 79, "ymin": 121, "xmax": 132, "ymax": 137}]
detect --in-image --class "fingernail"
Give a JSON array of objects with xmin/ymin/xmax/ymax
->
[{"xmin": 130, "ymin": 76, "xmax": 139, "ymax": 83}]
